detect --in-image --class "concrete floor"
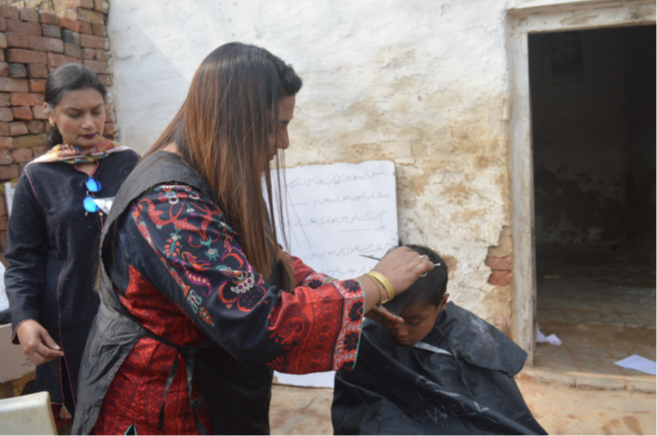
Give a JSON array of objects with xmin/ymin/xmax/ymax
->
[
  {"xmin": 269, "ymin": 379, "xmax": 656, "ymax": 435},
  {"xmin": 535, "ymin": 245, "xmax": 656, "ymax": 377}
]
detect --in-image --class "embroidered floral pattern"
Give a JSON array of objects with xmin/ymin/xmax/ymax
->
[{"xmin": 127, "ymin": 184, "xmax": 364, "ymax": 374}]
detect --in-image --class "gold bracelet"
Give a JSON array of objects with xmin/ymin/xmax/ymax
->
[
  {"xmin": 366, "ymin": 273, "xmax": 387, "ymax": 306},
  {"xmin": 367, "ymin": 271, "xmax": 395, "ymax": 303}
]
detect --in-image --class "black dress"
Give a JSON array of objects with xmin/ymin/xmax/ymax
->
[{"xmin": 5, "ymin": 149, "xmax": 139, "ymax": 410}]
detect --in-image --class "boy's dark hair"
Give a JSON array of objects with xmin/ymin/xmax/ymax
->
[{"xmin": 383, "ymin": 245, "xmax": 448, "ymax": 314}]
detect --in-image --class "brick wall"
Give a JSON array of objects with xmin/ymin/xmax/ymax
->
[{"xmin": 0, "ymin": 1, "xmax": 114, "ymax": 255}]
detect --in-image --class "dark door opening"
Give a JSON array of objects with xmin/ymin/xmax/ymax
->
[{"xmin": 528, "ymin": 25, "xmax": 656, "ymax": 375}]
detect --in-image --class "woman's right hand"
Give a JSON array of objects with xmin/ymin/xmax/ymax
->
[
  {"xmin": 16, "ymin": 320, "xmax": 64, "ymax": 365},
  {"xmin": 373, "ymin": 246, "xmax": 433, "ymax": 296}
]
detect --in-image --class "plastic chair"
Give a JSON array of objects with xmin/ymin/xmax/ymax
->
[{"xmin": 0, "ymin": 391, "xmax": 57, "ymax": 435}]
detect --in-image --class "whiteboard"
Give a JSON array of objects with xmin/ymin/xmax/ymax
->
[{"xmin": 270, "ymin": 160, "xmax": 398, "ymax": 388}]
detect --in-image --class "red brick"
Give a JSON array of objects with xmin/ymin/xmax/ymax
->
[
  {"xmin": 64, "ymin": 42, "xmax": 81, "ymax": 58},
  {"xmin": 0, "ymin": 195, "xmax": 5, "ymax": 216},
  {"xmin": 0, "ymin": 94, "xmax": 8, "ymax": 107},
  {"xmin": 8, "ymin": 63, "xmax": 26, "ymax": 78},
  {"xmin": 0, "ymin": 149, "xmax": 13, "ymax": 165},
  {"xmin": 10, "ymin": 122, "xmax": 27, "ymax": 136},
  {"xmin": 78, "ymin": 21, "xmax": 92, "ymax": 35},
  {"xmin": 66, "ymin": 8, "xmax": 102, "ymax": 27},
  {"xmin": 81, "ymin": 48, "xmax": 95, "ymax": 59},
  {"xmin": 6, "ymin": 19, "xmax": 41, "ymax": 36},
  {"xmin": 0, "ymin": 123, "xmax": 8, "ymax": 136},
  {"xmin": 91, "ymin": 23, "xmax": 106, "ymax": 37},
  {"xmin": 0, "ymin": 107, "xmax": 12, "ymax": 122},
  {"xmin": 0, "ymin": 165, "xmax": 18, "ymax": 181},
  {"xmin": 488, "ymin": 270, "xmax": 512, "ymax": 286},
  {"xmin": 7, "ymin": 49, "xmax": 46, "ymax": 64},
  {"xmin": 12, "ymin": 106, "xmax": 32, "ymax": 120},
  {"xmin": 0, "ymin": 77, "xmax": 28, "ymax": 92},
  {"xmin": 0, "ymin": 17, "xmax": 6, "ymax": 32},
  {"xmin": 0, "ymin": 6, "xmax": 19, "ymax": 21},
  {"xmin": 94, "ymin": 0, "xmax": 109, "ymax": 13},
  {"xmin": 6, "ymin": 32, "xmax": 28, "ymax": 49},
  {"xmin": 105, "ymin": 109, "xmax": 114, "ymax": 122},
  {"xmin": 103, "ymin": 122, "xmax": 117, "ymax": 136},
  {"xmin": 32, "ymin": 144, "xmax": 48, "ymax": 157},
  {"xmin": 0, "ymin": 49, "xmax": 4, "ymax": 62},
  {"xmin": 0, "ymin": 137, "xmax": 12, "ymax": 149},
  {"xmin": 485, "ymin": 255, "xmax": 512, "ymax": 271},
  {"xmin": 28, "ymin": 78, "xmax": 45, "ymax": 92},
  {"xmin": 59, "ymin": 17, "xmax": 80, "ymax": 32},
  {"xmin": 11, "ymin": 93, "xmax": 43, "ymax": 107},
  {"xmin": 82, "ymin": 59, "xmax": 107, "ymax": 74},
  {"xmin": 80, "ymin": 0, "xmax": 95, "ymax": 8},
  {"xmin": 46, "ymin": 52, "xmax": 80, "ymax": 68},
  {"xmin": 27, "ymin": 36, "xmax": 64, "ymax": 53},
  {"xmin": 27, "ymin": 63, "xmax": 48, "ymax": 78},
  {"xmin": 27, "ymin": 120, "xmax": 44, "ymax": 133},
  {"xmin": 97, "ymin": 73, "xmax": 111, "ymax": 86},
  {"xmin": 0, "ymin": 62, "xmax": 6, "ymax": 77},
  {"xmin": 12, "ymin": 147, "xmax": 32, "ymax": 163},
  {"xmin": 80, "ymin": 34, "xmax": 106, "ymax": 49},
  {"xmin": 0, "ymin": 215, "xmax": 8, "ymax": 232},
  {"xmin": 12, "ymin": 133, "xmax": 46, "ymax": 148},
  {"xmin": 0, "ymin": 34, "xmax": 6, "ymax": 50},
  {"xmin": 32, "ymin": 105, "xmax": 46, "ymax": 119},
  {"xmin": 40, "ymin": 12, "xmax": 60, "ymax": 25},
  {"xmin": 18, "ymin": 8, "xmax": 39, "ymax": 23},
  {"xmin": 41, "ymin": 24, "xmax": 62, "ymax": 39},
  {"xmin": 95, "ymin": 49, "xmax": 107, "ymax": 62}
]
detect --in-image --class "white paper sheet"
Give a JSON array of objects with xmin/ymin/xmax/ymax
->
[
  {"xmin": 270, "ymin": 160, "xmax": 398, "ymax": 388},
  {"xmin": 614, "ymin": 355, "xmax": 656, "ymax": 375},
  {"xmin": 536, "ymin": 325, "xmax": 562, "ymax": 346},
  {"xmin": 0, "ymin": 262, "xmax": 8, "ymax": 312},
  {"xmin": 5, "ymin": 181, "xmax": 15, "ymax": 217}
]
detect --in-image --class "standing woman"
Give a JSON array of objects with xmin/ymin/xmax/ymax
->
[
  {"xmin": 4, "ymin": 64, "xmax": 140, "ymax": 423},
  {"xmin": 73, "ymin": 43, "xmax": 432, "ymax": 435}
]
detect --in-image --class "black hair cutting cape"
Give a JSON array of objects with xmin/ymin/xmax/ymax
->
[{"xmin": 332, "ymin": 302, "xmax": 547, "ymax": 435}]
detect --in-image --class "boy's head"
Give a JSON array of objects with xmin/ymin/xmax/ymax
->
[{"xmin": 382, "ymin": 245, "xmax": 449, "ymax": 346}]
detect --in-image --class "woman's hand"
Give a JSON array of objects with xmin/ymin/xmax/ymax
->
[
  {"xmin": 366, "ymin": 305, "xmax": 403, "ymax": 327},
  {"xmin": 372, "ymin": 246, "xmax": 433, "ymax": 296},
  {"xmin": 16, "ymin": 320, "xmax": 64, "ymax": 365}
]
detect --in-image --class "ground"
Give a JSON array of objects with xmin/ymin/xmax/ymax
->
[
  {"xmin": 269, "ymin": 379, "xmax": 656, "ymax": 435},
  {"xmin": 269, "ymin": 245, "xmax": 656, "ymax": 435}
]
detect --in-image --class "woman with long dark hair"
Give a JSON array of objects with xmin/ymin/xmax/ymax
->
[
  {"xmin": 73, "ymin": 43, "xmax": 432, "ymax": 435},
  {"xmin": 4, "ymin": 63, "xmax": 139, "ymax": 425}
]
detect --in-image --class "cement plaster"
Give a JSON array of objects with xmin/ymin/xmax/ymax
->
[{"xmin": 107, "ymin": 0, "xmax": 514, "ymax": 323}]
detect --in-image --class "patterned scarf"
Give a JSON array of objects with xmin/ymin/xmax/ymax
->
[{"xmin": 30, "ymin": 137, "xmax": 131, "ymax": 165}]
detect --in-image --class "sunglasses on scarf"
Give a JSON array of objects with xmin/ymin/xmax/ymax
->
[{"xmin": 83, "ymin": 177, "xmax": 102, "ymax": 214}]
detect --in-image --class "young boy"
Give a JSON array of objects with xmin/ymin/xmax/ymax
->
[{"xmin": 332, "ymin": 245, "xmax": 546, "ymax": 435}]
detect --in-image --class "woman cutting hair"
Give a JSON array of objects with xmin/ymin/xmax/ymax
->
[
  {"xmin": 73, "ymin": 43, "xmax": 432, "ymax": 435},
  {"xmin": 4, "ymin": 63, "xmax": 139, "ymax": 425}
]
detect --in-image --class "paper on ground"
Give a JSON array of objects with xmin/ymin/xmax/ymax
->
[
  {"xmin": 536, "ymin": 325, "xmax": 562, "ymax": 346},
  {"xmin": 270, "ymin": 160, "xmax": 398, "ymax": 388},
  {"xmin": 614, "ymin": 355, "xmax": 656, "ymax": 375}
]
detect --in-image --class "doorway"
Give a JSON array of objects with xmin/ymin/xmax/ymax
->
[{"xmin": 528, "ymin": 25, "xmax": 655, "ymax": 374}]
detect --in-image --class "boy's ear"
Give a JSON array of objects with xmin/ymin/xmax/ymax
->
[{"xmin": 438, "ymin": 294, "xmax": 450, "ymax": 312}]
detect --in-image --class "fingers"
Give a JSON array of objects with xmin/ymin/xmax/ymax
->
[
  {"xmin": 41, "ymin": 330, "xmax": 61, "ymax": 352},
  {"xmin": 366, "ymin": 306, "xmax": 404, "ymax": 328},
  {"xmin": 374, "ymin": 306, "xmax": 403, "ymax": 325},
  {"xmin": 17, "ymin": 321, "xmax": 64, "ymax": 365}
]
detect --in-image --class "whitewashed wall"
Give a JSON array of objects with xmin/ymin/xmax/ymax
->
[{"xmin": 107, "ymin": 0, "xmax": 516, "ymax": 321}]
